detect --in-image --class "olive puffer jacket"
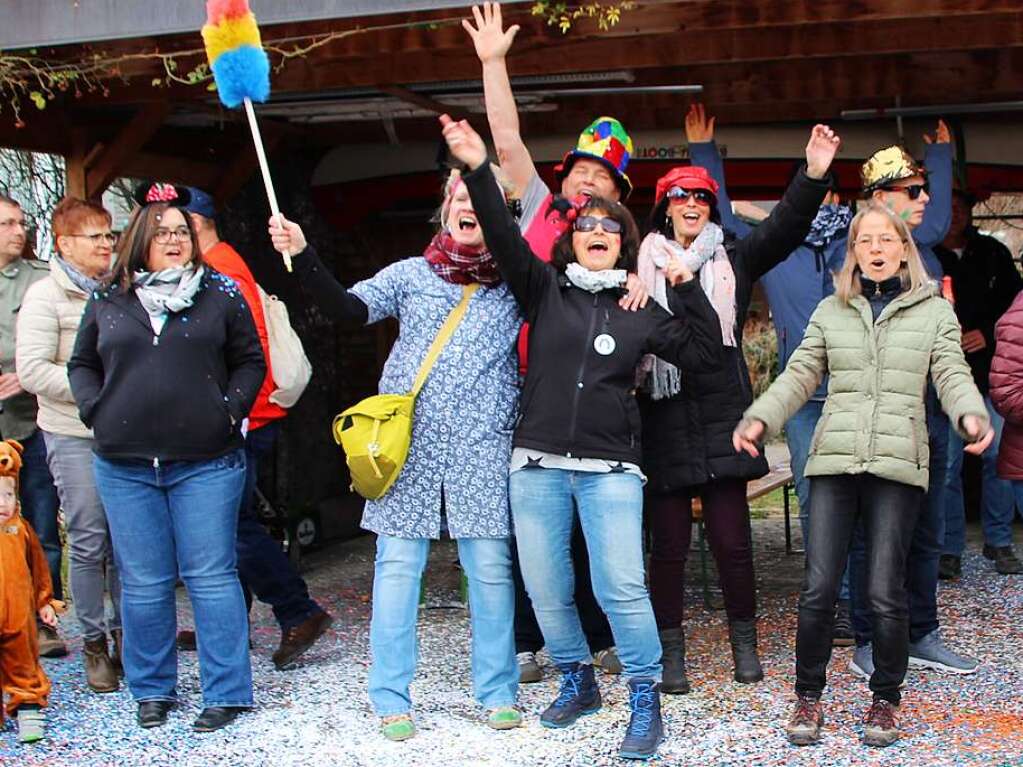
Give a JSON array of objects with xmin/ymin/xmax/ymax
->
[
  {"xmin": 745, "ymin": 285, "xmax": 988, "ymax": 490},
  {"xmin": 990, "ymin": 291, "xmax": 1023, "ymax": 479}
]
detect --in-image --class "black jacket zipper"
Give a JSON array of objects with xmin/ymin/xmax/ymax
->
[{"xmin": 566, "ymin": 293, "xmax": 600, "ymax": 454}]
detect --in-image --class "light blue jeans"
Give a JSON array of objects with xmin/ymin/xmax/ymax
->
[
  {"xmin": 368, "ymin": 534, "xmax": 517, "ymax": 716},
  {"xmin": 786, "ymin": 400, "xmax": 849, "ymax": 600},
  {"xmin": 944, "ymin": 395, "xmax": 1018, "ymax": 553},
  {"xmin": 510, "ymin": 468, "xmax": 662, "ymax": 680},
  {"xmin": 94, "ymin": 451, "xmax": 252, "ymax": 707}
]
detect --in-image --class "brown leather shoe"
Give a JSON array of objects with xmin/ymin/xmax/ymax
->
[
  {"xmin": 84, "ymin": 638, "xmax": 120, "ymax": 693},
  {"xmin": 37, "ymin": 624, "xmax": 69, "ymax": 658},
  {"xmin": 272, "ymin": 611, "xmax": 333, "ymax": 670},
  {"xmin": 110, "ymin": 629, "xmax": 124, "ymax": 676}
]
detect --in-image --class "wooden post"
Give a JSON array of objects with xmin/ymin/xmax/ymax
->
[
  {"xmin": 65, "ymin": 129, "xmax": 89, "ymax": 199},
  {"xmin": 85, "ymin": 103, "xmax": 168, "ymax": 200}
]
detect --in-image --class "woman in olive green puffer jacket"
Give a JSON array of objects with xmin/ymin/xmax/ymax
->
[{"xmin": 733, "ymin": 203, "xmax": 992, "ymax": 749}]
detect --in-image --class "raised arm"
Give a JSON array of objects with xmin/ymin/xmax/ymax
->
[
  {"xmin": 463, "ymin": 3, "xmax": 536, "ymax": 196},
  {"xmin": 914, "ymin": 120, "xmax": 953, "ymax": 249},
  {"xmin": 734, "ymin": 124, "xmax": 838, "ymax": 281},
  {"xmin": 268, "ymin": 218, "xmax": 369, "ymax": 324},
  {"xmin": 685, "ymin": 104, "xmax": 752, "ymax": 239}
]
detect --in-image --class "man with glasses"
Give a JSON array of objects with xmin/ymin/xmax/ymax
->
[
  {"xmin": 848, "ymin": 128, "xmax": 981, "ymax": 681},
  {"xmin": 0, "ymin": 193, "xmax": 67, "ymax": 658}
]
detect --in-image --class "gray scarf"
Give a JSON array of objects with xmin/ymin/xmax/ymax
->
[
  {"xmin": 565, "ymin": 262, "xmax": 627, "ymax": 293},
  {"xmin": 54, "ymin": 254, "xmax": 101, "ymax": 295},
  {"xmin": 132, "ymin": 265, "xmax": 205, "ymax": 331}
]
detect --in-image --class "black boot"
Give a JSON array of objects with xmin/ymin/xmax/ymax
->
[
  {"xmin": 658, "ymin": 627, "xmax": 690, "ymax": 694},
  {"xmin": 540, "ymin": 662, "xmax": 602, "ymax": 728},
  {"xmin": 619, "ymin": 677, "xmax": 663, "ymax": 760},
  {"xmin": 728, "ymin": 619, "xmax": 764, "ymax": 684}
]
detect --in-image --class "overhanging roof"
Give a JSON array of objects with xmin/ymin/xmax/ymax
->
[{"xmin": 1, "ymin": 0, "xmax": 527, "ymax": 50}]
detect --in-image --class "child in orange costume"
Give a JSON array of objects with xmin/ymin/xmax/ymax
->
[{"xmin": 0, "ymin": 438, "xmax": 60, "ymax": 743}]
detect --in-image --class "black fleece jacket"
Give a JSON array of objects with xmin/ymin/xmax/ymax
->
[
  {"xmin": 464, "ymin": 162, "xmax": 723, "ymax": 466},
  {"xmin": 68, "ymin": 269, "xmax": 266, "ymax": 462}
]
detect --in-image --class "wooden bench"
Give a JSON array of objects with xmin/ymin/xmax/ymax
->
[{"xmin": 691, "ymin": 460, "xmax": 795, "ymax": 608}]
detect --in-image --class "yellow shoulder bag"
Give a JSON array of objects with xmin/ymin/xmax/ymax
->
[{"xmin": 332, "ymin": 283, "xmax": 479, "ymax": 500}]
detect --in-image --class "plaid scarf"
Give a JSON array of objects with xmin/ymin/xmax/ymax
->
[{"xmin": 423, "ymin": 230, "xmax": 502, "ymax": 286}]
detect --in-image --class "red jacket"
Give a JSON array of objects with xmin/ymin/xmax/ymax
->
[
  {"xmin": 203, "ymin": 242, "xmax": 287, "ymax": 430},
  {"xmin": 990, "ymin": 291, "xmax": 1023, "ymax": 479}
]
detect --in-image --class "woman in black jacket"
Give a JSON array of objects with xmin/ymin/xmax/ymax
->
[
  {"xmin": 636, "ymin": 126, "xmax": 839, "ymax": 693},
  {"xmin": 443, "ymin": 115, "xmax": 721, "ymax": 761},
  {"xmin": 68, "ymin": 183, "xmax": 265, "ymax": 733}
]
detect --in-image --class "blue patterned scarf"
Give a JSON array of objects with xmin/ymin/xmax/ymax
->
[{"xmin": 805, "ymin": 204, "xmax": 853, "ymax": 248}]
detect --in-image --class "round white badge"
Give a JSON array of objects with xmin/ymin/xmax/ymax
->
[{"xmin": 593, "ymin": 333, "xmax": 616, "ymax": 356}]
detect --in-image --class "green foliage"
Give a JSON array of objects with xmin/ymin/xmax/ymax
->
[{"xmin": 530, "ymin": 1, "xmax": 636, "ymax": 33}]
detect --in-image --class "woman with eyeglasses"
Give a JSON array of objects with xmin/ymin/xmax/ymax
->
[
  {"xmin": 16, "ymin": 197, "xmax": 124, "ymax": 694},
  {"xmin": 442, "ymin": 114, "xmax": 722, "ymax": 761},
  {"xmin": 68, "ymin": 182, "xmax": 265, "ymax": 733},
  {"xmin": 733, "ymin": 203, "xmax": 991, "ymax": 747},
  {"xmin": 634, "ymin": 125, "xmax": 839, "ymax": 694}
]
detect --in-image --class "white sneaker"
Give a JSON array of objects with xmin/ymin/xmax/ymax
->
[{"xmin": 517, "ymin": 651, "xmax": 542, "ymax": 683}]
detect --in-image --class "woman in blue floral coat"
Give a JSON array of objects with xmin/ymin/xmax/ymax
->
[{"xmin": 269, "ymin": 169, "xmax": 522, "ymax": 740}]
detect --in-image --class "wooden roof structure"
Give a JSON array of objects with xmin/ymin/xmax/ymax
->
[{"xmin": 2, "ymin": 0, "xmax": 1021, "ymax": 202}]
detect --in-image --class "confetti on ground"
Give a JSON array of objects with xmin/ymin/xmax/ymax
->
[{"xmin": 2, "ymin": 519, "xmax": 1020, "ymax": 766}]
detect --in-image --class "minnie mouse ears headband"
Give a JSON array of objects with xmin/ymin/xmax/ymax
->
[{"xmin": 131, "ymin": 181, "xmax": 192, "ymax": 208}]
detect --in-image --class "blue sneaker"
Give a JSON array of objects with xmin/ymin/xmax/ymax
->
[
  {"xmin": 908, "ymin": 629, "xmax": 979, "ymax": 674},
  {"xmin": 618, "ymin": 678, "xmax": 663, "ymax": 760},
  {"xmin": 540, "ymin": 662, "xmax": 601, "ymax": 728}
]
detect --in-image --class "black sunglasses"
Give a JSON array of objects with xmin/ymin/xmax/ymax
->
[
  {"xmin": 666, "ymin": 187, "xmax": 715, "ymax": 206},
  {"xmin": 574, "ymin": 215, "xmax": 623, "ymax": 234},
  {"xmin": 881, "ymin": 182, "xmax": 930, "ymax": 200}
]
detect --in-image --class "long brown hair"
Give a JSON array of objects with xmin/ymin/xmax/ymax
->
[
  {"xmin": 833, "ymin": 202, "xmax": 931, "ymax": 304},
  {"xmin": 108, "ymin": 203, "xmax": 203, "ymax": 291}
]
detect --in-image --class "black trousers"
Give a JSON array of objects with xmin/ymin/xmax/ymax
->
[
  {"xmin": 511, "ymin": 517, "xmax": 613, "ymax": 655},
  {"xmin": 795, "ymin": 473, "xmax": 921, "ymax": 705}
]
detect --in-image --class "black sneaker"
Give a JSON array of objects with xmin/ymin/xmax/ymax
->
[
  {"xmin": 540, "ymin": 662, "xmax": 601, "ymax": 728},
  {"xmin": 618, "ymin": 678, "xmax": 663, "ymax": 760},
  {"xmin": 983, "ymin": 544, "xmax": 1023, "ymax": 575},
  {"xmin": 938, "ymin": 554, "xmax": 962, "ymax": 580},
  {"xmin": 832, "ymin": 600, "xmax": 854, "ymax": 647}
]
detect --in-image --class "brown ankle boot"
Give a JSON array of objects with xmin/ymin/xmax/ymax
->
[
  {"xmin": 83, "ymin": 638, "xmax": 119, "ymax": 693},
  {"xmin": 110, "ymin": 629, "xmax": 124, "ymax": 677}
]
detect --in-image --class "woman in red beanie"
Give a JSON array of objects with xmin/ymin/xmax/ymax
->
[{"xmin": 635, "ymin": 125, "xmax": 840, "ymax": 692}]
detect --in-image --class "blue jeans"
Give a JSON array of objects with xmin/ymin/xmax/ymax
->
[
  {"xmin": 510, "ymin": 468, "xmax": 662, "ymax": 680},
  {"xmin": 19, "ymin": 431, "xmax": 62, "ymax": 601},
  {"xmin": 944, "ymin": 396, "xmax": 1017, "ymax": 553},
  {"xmin": 851, "ymin": 389, "xmax": 947, "ymax": 644},
  {"xmin": 786, "ymin": 400, "xmax": 849, "ymax": 601},
  {"xmin": 368, "ymin": 534, "xmax": 517, "ymax": 716},
  {"xmin": 238, "ymin": 422, "xmax": 321, "ymax": 630},
  {"xmin": 94, "ymin": 451, "xmax": 252, "ymax": 707}
]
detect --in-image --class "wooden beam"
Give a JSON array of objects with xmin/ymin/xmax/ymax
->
[
  {"xmin": 65, "ymin": 129, "xmax": 89, "ymax": 199},
  {"xmin": 84, "ymin": 103, "xmax": 169, "ymax": 199},
  {"xmin": 119, "ymin": 151, "xmax": 221, "ymax": 190}
]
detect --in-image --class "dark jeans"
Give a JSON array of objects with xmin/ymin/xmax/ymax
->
[
  {"xmin": 20, "ymin": 430, "xmax": 62, "ymax": 601},
  {"xmin": 511, "ymin": 517, "xmax": 613, "ymax": 655},
  {"xmin": 850, "ymin": 393, "xmax": 947, "ymax": 644},
  {"xmin": 237, "ymin": 422, "xmax": 322, "ymax": 631},
  {"xmin": 796, "ymin": 474, "xmax": 921, "ymax": 705},
  {"xmin": 647, "ymin": 477, "xmax": 757, "ymax": 626}
]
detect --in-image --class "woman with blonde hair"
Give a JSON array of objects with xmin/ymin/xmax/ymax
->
[{"xmin": 733, "ymin": 202, "xmax": 992, "ymax": 748}]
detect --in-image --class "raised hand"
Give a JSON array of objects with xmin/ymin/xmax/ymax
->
[
  {"xmin": 440, "ymin": 114, "xmax": 488, "ymax": 170},
  {"xmin": 684, "ymin": 103, "xmax": 715, "ymax": 143},
  {"xmin": 462, "ymin": 2, "xmax": 520, "ymax": 63},
  {"xmin": 732, "ymin": 418, "xmax": 765, "ymax": 457},
  {"xmin": 268, "ymin": 214, "xmax": 307, "ymax": 257},
  {"xmin": 664, "ymin": 255, "xmax": 694, "ymax": 286},
  {"xmin": 805, "ymin": 124, "xmax": 840, "ymax": 179},
  {"xmin": 962, "ymin": 414, "xmax": 994, "ymax": 455},
  {"xmin": 923, "ymin": 119, "xmax": 951, "ymax": 145}
]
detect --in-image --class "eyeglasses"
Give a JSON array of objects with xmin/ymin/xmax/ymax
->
[
  {"xmin": 574, "ymin": 215, "xmax": 622, "ymax": 234},
  {"xmin": 66, "ymin": 232, "xmax": 117, "ymax": 246},
  {"xmin": 666, "ymin": 187, "xmax": 714, "ymax": 206},
  {"xmin": 881, "ymin": 182, "xmax": 929, "ymax": 200},
  {"xmin": 153, "ymin": 227, "xmax": 191, "ymax": 245},
  {"xmin": 853, "ymin": 234, "xmax": 905, "ymax": 249}
]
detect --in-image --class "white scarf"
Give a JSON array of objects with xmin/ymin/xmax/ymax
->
[
  {"xmin": 636, "ymin": 225, "xmax": 737, "ymax": 400},
  {"xmin": 564, "ymin": 262, "xmax": 627, "ymax": 293},
  {"xmin": 132, "ymin": 265, "xmax": 205, "ymax": 335}
]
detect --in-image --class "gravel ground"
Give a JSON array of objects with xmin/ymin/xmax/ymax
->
[{"xmin": 3, "ymin": 518, "xmax": 1021, "ymax": 767}]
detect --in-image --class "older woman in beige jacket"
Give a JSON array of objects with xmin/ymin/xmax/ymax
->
[{"xmin": 16, "ymin": 197, "xmax": 122, "ymax": 693}]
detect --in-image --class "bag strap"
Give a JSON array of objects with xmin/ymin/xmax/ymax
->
[{"xmin": 410, "ymin": 283, "xmax": 479, "ymax": 397}]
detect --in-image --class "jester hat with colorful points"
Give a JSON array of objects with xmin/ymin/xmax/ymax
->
[{"xmin": 554, "ymin": 117, "xmax": 634, "ymax": 199}]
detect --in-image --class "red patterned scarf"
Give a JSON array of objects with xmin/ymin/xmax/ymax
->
[{"xmin": 423, "ymin": 230, "xmax": 502, "ymax": 286}]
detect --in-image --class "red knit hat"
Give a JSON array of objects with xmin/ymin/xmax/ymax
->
[{"xmin": 654, "ymin": 166, "xmax": 720, "ymax": 205}]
